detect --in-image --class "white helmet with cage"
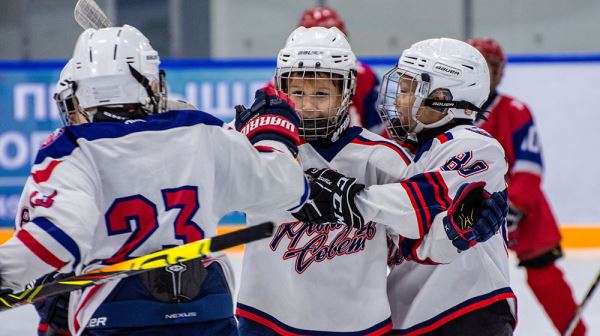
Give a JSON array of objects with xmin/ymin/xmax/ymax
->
[
  {"xmin": 275, "ymin": 26, "xmax": 357, "ymax": 141},
  {"xmin": 68, "ymin": 24, "xmax": 166, "ymax": 124},
  {"xmin": 377, "ymin": 37, "xmax": 490, "ymax": 141},
  {"xmin": 54, "ymin": 59, "xmax": 78, "ymax": 125}
]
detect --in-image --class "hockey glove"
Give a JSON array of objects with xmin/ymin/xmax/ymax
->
[
  {"xmin": 292, "ymin": 168, "xmax": 366, "ymax": 229},
  {"xmin": 235, "ymin": 87, "xmax": 301, "ymax": 157},
  {"xmin": 33, "ymin": 272, "xmax": 72, "ymax": 336},
  {"xmin": 506, "ymin": 202, "xmax": 525, "ymax": 233},
  {"xmin": 443, "ymin": 182, "xmax": 508, "ymax": 251}
]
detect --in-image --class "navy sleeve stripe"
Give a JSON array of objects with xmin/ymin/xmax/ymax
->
[{"xmin": 31, "ymin": 217, "xmax": 82, "ymax": 268}]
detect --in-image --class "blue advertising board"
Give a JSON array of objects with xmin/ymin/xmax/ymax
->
[{"xmin": 0, "ymin": 58, "xmax": 399, "ymax": 228}]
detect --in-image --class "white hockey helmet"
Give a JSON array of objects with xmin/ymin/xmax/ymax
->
[
  {"xmin": 275, "ymin": 26, "xmax": 357, "ymax": 141},
  {"xmin": 377, "ymin": 37, "xmax": 490, "ymax": 141},
  {"xmin": 70, "ymin": 24, "xmax": 166, "ymax": 119},
  {"xmin": 54, "ymin": 59, "xmax": 78, "ymax": 125}
]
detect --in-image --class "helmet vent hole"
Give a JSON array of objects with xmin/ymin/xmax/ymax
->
[
  {"xmin": 117, "ymin": 29, "xmax": 123, "ymax": 37},
  {"xmin": 88, "ymin": 48, "xmax": 93, "ymax": 62},
  {"xmin": 462, "ymin": 64, "xmax": 474, "ymax": 70},
  {"xmin": 113, "ymin": 45, "xmax": 118, "ymax": 60}
]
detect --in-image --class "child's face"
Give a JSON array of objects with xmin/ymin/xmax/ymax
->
[
  {"xmin": 394, "ymin": 75, "xmax": 448, "ymax": 131},
  {"xmin": 287, "ymin": 75, "xmax": 343, "ymax": 119}
]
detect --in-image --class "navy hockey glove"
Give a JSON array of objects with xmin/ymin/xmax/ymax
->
[
  {"xmin": 292, "ymin": 168, "xmax": 366, "ymax": 229},
  {"xmin": 235, "ymin": 87, "xmax": 301, "ymax": 157},
  {"xmin": 444, "ymin": 182, "xmax": 508, "ymax": 251},
  {"xmin": 33, "ymin": 272, "xmax": 72, "ymax": 336}
]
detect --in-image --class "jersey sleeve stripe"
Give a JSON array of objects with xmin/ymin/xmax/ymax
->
[
  {"xmin": 400, "ymin": 182, "xmax": 426, "ymax": 237},
  {"xmin": 30, "ymin": 217, "xmax": 81, "ymax": 268},
  {"xmin": 400, "ymin": 173, "xmax": 450, "ymax": 236},
  {"xmin": 353, "ymin": 135, "xmax": 411, "ymax": 165},
  {"xmin": 405, "ymin": 181, "xmax": 432, "ymax": 236},
  {"xmin": 429, "ymin": 172, "xmax": 452, "ymax": 209},
  {"xmin": 16, "ymin": 229, "xmax": 68, "ymax": 270}
]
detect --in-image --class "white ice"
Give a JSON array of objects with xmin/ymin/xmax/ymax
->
[{"xmin": 1, "ymin": 250, "xmax": 598, "ymax": 336}]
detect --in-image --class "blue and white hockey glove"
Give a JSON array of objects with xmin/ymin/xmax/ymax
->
[
  {"xmin": 235, "ymin": 87, "xmax": 301, "ymax": 157},
  {"xmin": 292, "ymin": 168, "xmax": 366, "ymax": 229},
  {"xmin": 443, "ymin": 182, "xmax": 508, "ymax": 251}
]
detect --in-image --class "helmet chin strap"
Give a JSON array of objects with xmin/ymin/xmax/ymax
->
[{"xmin": 413, "ymin": 109, "xmax": 455, "ymax": 134}]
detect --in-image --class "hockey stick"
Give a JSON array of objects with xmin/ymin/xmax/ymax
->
[
  {"xmin": 0, "ymin": 222, "xmax": 274, "ymax": 312},
  {"xmin": 74, "ymin": 0, "xmax": 112, "ymax": 29},
  {"xmin": 563, "ymin": 269, "xmax": 600, "ymax": 336}
]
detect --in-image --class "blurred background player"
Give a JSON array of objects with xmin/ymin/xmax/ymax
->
[
  {"xmin": 468, "ymin": 37, "xmax": 587, "ymax": 336},
  {"xmin": 0, "ymin": 24, "xmax": 309, "ymax": 336},
  {"xmin": 298, "ymin": 6, "xmax": 384, "ymax": 135}
]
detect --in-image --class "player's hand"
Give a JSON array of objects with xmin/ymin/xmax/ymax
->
[
  {"xmin": 234, "ymin": 87, "xmax": 301, "ymax": 157},
  {"xmin": 32, "ymin": 272, "xmax": 72, "ymax": 335},
  {"xmin": 292, "ymin": 168, "xmax": 365, "ymax": 229},
  {"xmin": 506, "ymin": 202, "xmax": 525, "ymax": 232},
  {"xmin": 443, "ymin": 182, "xmax": 508, "ymax": 251}
]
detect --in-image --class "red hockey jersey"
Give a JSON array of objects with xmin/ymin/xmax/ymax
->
[{"xmin": 477, "ymin": 92, "xmax": 561, "ymax": 260}]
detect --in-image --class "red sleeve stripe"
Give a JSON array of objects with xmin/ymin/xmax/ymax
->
[
  {"xmin": 400, "ymin": 182, "xmax": 426, "ymax": 237},
  {"xmin": 408, "ymin": 181, "xmax": 432, "ymax": 234},
  {"xmin": 352, "ymin": 136, "xmax": 411, "ymax": 165},
  {"xmin": 16, "ymin": 229, "xmax": 68, "ymax": 270},
  {"xmin": 428, "ymin": 172, "xmax": 452, "ymax": 209}
]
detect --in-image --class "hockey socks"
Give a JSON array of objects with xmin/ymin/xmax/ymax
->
[{"xmin": 526, "ymin": 263, "xmax": 586, "ymax": 336}]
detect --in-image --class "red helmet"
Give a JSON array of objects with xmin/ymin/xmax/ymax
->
[
  {"xmin": 467, "ymin": 37, "xmax": 506, "ymax": 86},
  {"xmin": 298, "ymin": 7, "xmax": 346, "ymax": 34}
]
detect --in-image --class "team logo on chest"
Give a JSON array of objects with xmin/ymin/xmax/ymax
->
[{"xmin": 270, "ymin": 221, "xmax": 377, "ymax": 274}]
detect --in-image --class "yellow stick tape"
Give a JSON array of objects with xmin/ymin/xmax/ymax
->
[{"xmin": 0, "ymin": 225, "xmax": 598, "ymax": 250}]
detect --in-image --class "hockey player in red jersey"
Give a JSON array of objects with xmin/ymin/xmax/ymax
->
[
  {"xmin": 0, "ymin": 25, "xmax": 309, "ymax": 336},
  {"xmin": 468, "ymin": 37, "xmax": 587, "ymax": 336},
  {"xmin": 298, "ymin": 6, "xmax": 384, "ymax": 135}
]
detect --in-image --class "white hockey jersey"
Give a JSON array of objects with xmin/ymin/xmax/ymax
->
[
  {"xmin": 237, "ymin": 126, "xmax": 415, "ymax": 335},
  {"xmin": 355, "ymin": 125, "xmax": 516, "ymax": 334},
  {"xmin": 0, "ymin": 110, "xmax": 308, "ymax": 335}
]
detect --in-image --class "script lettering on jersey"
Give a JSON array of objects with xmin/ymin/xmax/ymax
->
[{"xmin": 270, "ymin": 221, "xmax": 377, "ymax": 274}]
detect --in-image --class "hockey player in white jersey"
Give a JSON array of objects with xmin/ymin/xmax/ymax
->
[
  {"xmin": 236, "ymin": 28, "xmax": 508, "ymax": 336},
  {"xmin": 0, "ymin": 25, "xmax": 309, "ymax": 336},
  {"xmin": 301, "ymin": 38, "xmax": 515, "ymax": 335}
]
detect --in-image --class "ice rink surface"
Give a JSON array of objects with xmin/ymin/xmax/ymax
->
[{"xmin": 1, "ymin": 249, "xmax": 598, "ymax": 336}]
